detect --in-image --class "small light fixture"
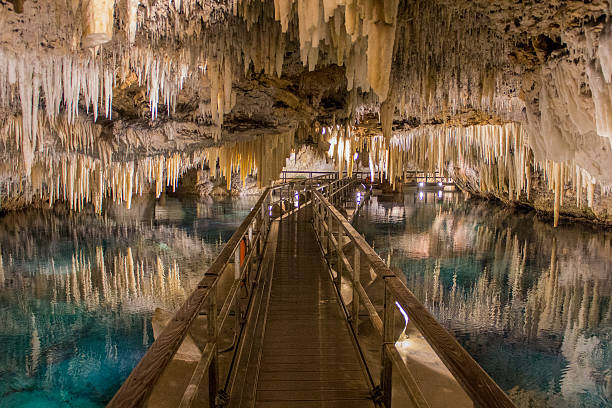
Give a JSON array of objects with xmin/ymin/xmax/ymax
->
[
  {"xmin": 438, "ymin": 182, "xmax": 443, "ymax": 187},
  {"xmin": 419, "ymin": 182, "xmax": 424, "ymax": 187}
]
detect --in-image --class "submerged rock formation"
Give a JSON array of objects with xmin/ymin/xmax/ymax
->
[{"xmin": 0, "ymin": 0, "xmax": 610, "ymax": 224}]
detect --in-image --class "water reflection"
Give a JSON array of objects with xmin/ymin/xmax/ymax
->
[
  {"xmin": 354, "ymin": 191, "xmax": 612, "ymax": 408},
  {"xmin": 0, "ymin": 194, "xmax": 256, "ymax": 407}
]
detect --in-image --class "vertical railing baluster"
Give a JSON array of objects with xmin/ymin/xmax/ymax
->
[
  {"xmin": 207, "ymin": 285, "xmax": 218, "ymax": 408},
  {"xmin": 316, "ymin": 201, "xmax": 321, "ymax": 239},
  {"xmin": 327, "ymin": 208, "xmax": 333, "ymax": 256},
  {"xmin": 381, "ymin": 282, "xmax": 394, "ymax": 408},
  {"xmin": 256, "ymin": 213, "xmax": 262, "ymax": 258},
  {"xmin": 247, "ymin": 225, "xmax": 253, "ymax": 286},
  {"xmin": 336, "ymin": 222, "xmax": 343, "ymax": 288},
  {"xmin": 352, "ymin": 248, "xmax": 360, "ymax": 334},
  {"xmin": 234, "ymin": 246, "xmax": 240, "ymax": 280},
  {"xmin": 319, "ymin": 202, "xmax": 324, "ymax": 244}
]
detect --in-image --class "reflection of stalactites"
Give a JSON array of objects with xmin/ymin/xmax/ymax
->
[
  {"xmin": 127, "ymin": 247, "xmax": 136, "ymax": 296},
  {"xmin": 539, "ymin": 237, "xmax": 560, "ymax": 334},
  {"xmin": 97, "ymin": 246, "xmax": 109, "ymax": 301},
  {"xmin": 28, "ymin": 314, "xmax": 40, "ymax": 377},
  {"xmin": 577, "ymin": 280, "xmax": 590, "ymax": 331},
  {"xmin": 156, "ymin": 256, "xmax": 165, "ymax": 295},
  {"xmin": 0, "ymin": 250, "xmax": 4, "ymax": 287},
  {"xmin": 449, "ymin": 271, "xmax": 457, "ymax": 308},
  {"xmin": 71, "ymin": 255, "xmax": 81, "ymax": 304},
  {"xmin": 142, "ymin": 315, "xmax": 149, "ymax": 346},
  {"xmin": 167, "ymin": 259, "xmax": 184, "ymax": 306},
  {"xmin": 432, "ymin": 259, "xmax": 441, "ymax": 305},
  {"xmin": 588, "ymin": 280, "xmax": 600, "ymax": 329},
  {"xmin": 510, "ymin": 238, "xmax": 526, "ymax": 311},
  {"xmin": 602, "ymin": 295, "xmax": 612, "ymax": 327},
  {"xmin": 136, "ymin": 260, "xmax": 143, "ymax": 295}
]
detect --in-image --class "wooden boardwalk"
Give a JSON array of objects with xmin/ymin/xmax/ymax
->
[
  {"xmin": 109, "ymin": 179, "xmax": 516, "ymax": 408},
  {"xmin": 246, "ymin": 209, "xmax": 375, "ymax": 408}
]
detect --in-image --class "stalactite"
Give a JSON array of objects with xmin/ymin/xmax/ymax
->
[
  {"xmin": 82, "ymin": 0, "xmax": 115, "ymax": 48},
  {"xmin": 322, "ymin": 122, "xmax": 607, "ymax": 225},
  {"xmin": 127, "ymin": 0, "xmax": 140, "ymax": 44},
  {"xmin": 0, "ymin": 127, "xmax": 295, "ymax": 212},
  {"xmin": 0, "ymin": 250, "xmax": 4, "ymax": 287},
  {"xmin": 553, "ymin": 162, "xmax": 562, "ymax": 228}
]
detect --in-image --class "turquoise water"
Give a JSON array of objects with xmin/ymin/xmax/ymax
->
[
  {"xmin": 353, "ymin": 189, "xmax": 612, "ymax": 408},
  {"xmin": 0, "ymin": 195, "xmax": 256, "ymax": 407}
]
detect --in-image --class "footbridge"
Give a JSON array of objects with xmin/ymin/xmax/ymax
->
[{"xmin": 108, "ymin": 174, "xmax": 515, "ymax": 408}]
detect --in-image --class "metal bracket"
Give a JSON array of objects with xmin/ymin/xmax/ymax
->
[
  {"xmin": 370, "ymin": 385, "xmax": 384, "ymax": 403},
  {"xmin": 215, "ymin": 389, "xmax": 229, "ymax": 407}
]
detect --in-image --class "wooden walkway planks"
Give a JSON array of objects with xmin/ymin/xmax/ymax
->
[{"xmin": 254, "ymin": 209, "xmax": 375, "ymax": 408}]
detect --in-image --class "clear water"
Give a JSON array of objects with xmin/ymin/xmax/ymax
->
[
  {"xmin": 353, "ymin": 190, "xmax": 612, "ymax": 408},
  {"xmin": 0, "ymin": 195, "xmax": 257, "ymax": 408}
]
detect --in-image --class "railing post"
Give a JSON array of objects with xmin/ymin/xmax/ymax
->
[
  {"xmin": 381, "ymin": 281, "xmax": 394, "ymax": 408},
  {"xmin": 327, "ymin": 209, "xmax": 333, "ymax": 256},
  {"xmin": 319, "ymin": 203, "xmax": 324, "ymax": 243},
  {"xmin": 316, "ymin": 200, "xmax": 321, "ymax": 239},
  {"xmin": 234, "ymin": 246, "xmax": 241, "ymax": 280},
  {"xmin": 261, "ymin": 195, "xmax": 266, "ymax": 229},
  {"xmin": 318, "ymin": 201, "xmax": 324, "ymax": 246},
  {"xmin": 260, "ymin": 194, "xmax": 268, "ymax": 249},
  {"xmin": 336, "ymin": 222, "xmax": 343, "ymax": 287},
  {"xmin": 352, "ymin": 248, "xmax": 360, "ymax": 334},
  {"xmin": 207, "ymin": 286, "xmax": 218, "ymax": 408},
  {"xmin": 256, "ymin": 216, "xmax": 261, "ymax": 258},
  {"xmin": 247, "ymin": 223, "xmax": 253, "ymax": 285}
]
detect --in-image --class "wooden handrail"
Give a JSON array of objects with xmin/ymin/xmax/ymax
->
[
  {"xmin": 311, "ymin": 189, "xmax": 516, "ymax": 408},
  {"xmin": 108, "ymin": 176, "xmax": 351, "ymax": 408},
  {"xmin": 108, "ymin": 188, "xmax": 272, "ymax": 408}
]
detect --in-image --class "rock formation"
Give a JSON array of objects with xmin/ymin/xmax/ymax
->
[{"xmin": 0, "ymin": 0, "xmax": 610, "ymax": 224}]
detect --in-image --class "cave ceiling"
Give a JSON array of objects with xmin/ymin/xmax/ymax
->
[{"xmin": 0, "ymin": 0, "xmax": 610, "ymax": 215}]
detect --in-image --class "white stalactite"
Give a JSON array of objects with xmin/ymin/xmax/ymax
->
[{"xmin": 82, "ymin": 0, "xmax": 115, "ymax": 48}]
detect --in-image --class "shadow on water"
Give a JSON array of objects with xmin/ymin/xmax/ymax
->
[
  {"xmin": 353, "ymin": 190, "xmax": 612, "ymax": 408},
  {"xmin": 0, "ymin": 194, "xmax": 257, "ymax": 407}
]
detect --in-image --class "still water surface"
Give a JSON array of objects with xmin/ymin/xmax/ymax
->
[
  {"xmin": 353, "ymin": 190, "xmax": 612, "ymax": 408},
  {"xmin": 0, "ymin": 195, "xmax": 256, "ymax": 407}
]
